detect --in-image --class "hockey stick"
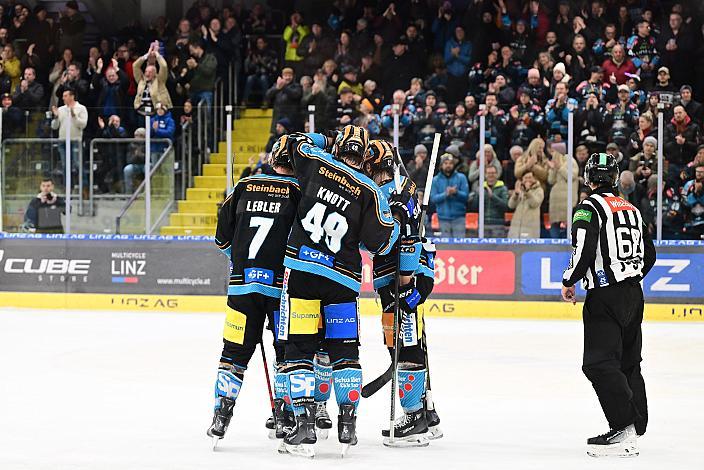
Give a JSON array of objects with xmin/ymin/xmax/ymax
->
[
  {"xmin": 388, "ymin": 160, "xmax": 403, "ymax": 445},
  {"xmin": 260, "ymin": 342, "xmax": 275, "ymax": 423},
  {"xmin": 362, "ymin": 134, "xmax": 441, "ymax": 398}
]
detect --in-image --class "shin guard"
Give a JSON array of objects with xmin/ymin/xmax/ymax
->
[
  {"xmin": 314, "ymin": 352, "xmax": 332, "ymax": 403},
  {"xmin": 398, "ymin": 365, "xmax": 426, "ymax": 413},
  {"xmin": 214, "ymin": 363, "xmax": 245, "ymax": 410},
  {"xmin": 332, "ymin": 361, "xmax": 362, "ymax": 409},
  {"xmin": 286, "ymin": 363, "xmax": 315, "ymax": 416}
]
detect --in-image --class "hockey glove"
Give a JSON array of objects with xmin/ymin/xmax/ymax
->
[
  {"xmin": 389, "ymin": 191, "xmax": 416, "ymax": 228},
  {"xmin": 379, "ymin": 280, "xmax": 421, "ymax": 315}
]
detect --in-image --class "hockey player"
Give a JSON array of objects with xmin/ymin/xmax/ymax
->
[
  {"xmin": 562, "ymin": 153, "xmax": 656, "ymax": 458},
  {"xmin": 277, "ymin": 126, "xmax": 412, "ymax": 457},
  {"xmin": 362, "ymin": 140, "xmax": 440, "ymax": 447},
  {"xmin": 207, "ymin": 136, "xmax": 301, "ymax": 446}
]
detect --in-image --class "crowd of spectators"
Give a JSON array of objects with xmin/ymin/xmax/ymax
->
[
  {"xmin": 2, "ymin": 0, "xmax": 704, "ymax": 239},
  {"xmin": 248, "ymin": 0, "xmax": 704, "ymax": 239}
]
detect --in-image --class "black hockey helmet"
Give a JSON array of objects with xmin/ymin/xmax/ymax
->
[
  {"xmin": 584, "ymin": 152, "xmax": 619, "ymax": 187},
  {"xmin": 270, "ymin": 134, "xmax": 293, "ymax": 168},
  {"xmin": 334, "ymin": 125, "xmax": 369, "ymax": 162},
  {"xmin": 363, "ymin": 139, "xmax": 395, "ymax": 177}
]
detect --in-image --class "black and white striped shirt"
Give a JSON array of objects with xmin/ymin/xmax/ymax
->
[{"xmin": 563, "ymin": 188, "xmax": 656, "ymax": 289}]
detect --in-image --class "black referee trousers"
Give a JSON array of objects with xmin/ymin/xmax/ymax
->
[{"xmin": 582, "ymin": 279, "xmax": 648, "ymax": 435}]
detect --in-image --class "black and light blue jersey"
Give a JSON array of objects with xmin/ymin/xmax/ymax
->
[
  {"xmin": 414, "ymin": 239, "xmax": 436, "ymax": 279},
  {"xmin": 284, "ymin": 133, "xmax": 399, "ymax": 292},
  {"xmin": 215, "ymin": 173, "xmax": 301, "ymax": 298},
  {"xmin": 371, "ymin": 175, "xmax": 422, "ymax": 290}
]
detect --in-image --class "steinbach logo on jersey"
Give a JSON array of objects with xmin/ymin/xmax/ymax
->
[
  {"xmin": 318, "ymin": 166, "xmax": 362, "ymax": 198},
  {"xmin": 604, "ymin": 196, "xmax": 636, "ymax": 212}
]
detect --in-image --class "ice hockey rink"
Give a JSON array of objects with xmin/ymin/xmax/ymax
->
[{"xmin": 0, "ymin": 307, "xmax": 702, "ymax": 470}]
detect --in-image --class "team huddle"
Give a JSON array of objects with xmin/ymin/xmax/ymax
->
[{"xmin": 208, "ymin": 125, "xmax": 441, "ymax": 458}]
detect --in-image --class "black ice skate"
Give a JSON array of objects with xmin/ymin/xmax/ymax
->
[
  {"xmin": 587, "ymin": 424, "xmax": 638, "ymax": 458},
  {"xmin": 314, "ymin": 401, "xmax": 332, "ymax": 440},
  {"xmin": 207, "ymin": 397, "xmax": 235, "ymax": 449},
  {"xmin": 425, "ymin": 407, "xmax": 443, "ymax": 440},
  {"xmin": 274, "ymin": 398, "xmax": 295, "ymax": 439},
  {"xmin": 282, "ymin": 403, "xmax": 316, "ymax": 458},
  {"xmin": 382, "ymin": 409, "xmax": 430, "ymax": 448},
  {"xmin": 337, "ymin": 404, "xmax": 358, "ymax": 457}
]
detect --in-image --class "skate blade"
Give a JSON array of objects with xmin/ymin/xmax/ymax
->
[
  {"xmin": 383, "ymin": 434, "xmax": 430, "ymax": 448},
  {"xmin": 211, "ymin": 436, "xmax": 222, "ymax": 451},
  {"xmin": 587, "ymin": 443, "xmax": 639, "ymax": 458},
  {"xmin": 267, "ymin": 428, "xmax": 277, "ymax": 440},
  {"xmin": 316, "ymin": 427, "xmax": 329, "ymax": 440},
  {"xmin": 283, "ymin": 443, "xmax": 315, "ymax": 458},
  {"xmin": 341, "ymin": 443, "xmax": 351, "ymax": 458},
  {"xmin": 277, "ymin": 440, "xmax": 288, "ymax": 454},
  {"xmin": 427, "ymin": 425, "xmax": 444, "ymax": 440}
]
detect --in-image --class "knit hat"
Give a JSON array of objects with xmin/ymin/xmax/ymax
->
[
  {"xmin": 414, "ymin": 144, "xmax": 428, "ymax": 156},
  {"xmin": 440, "ymin": 153, "xmax": 454, "ymax": 163},
  {"xmin": 553, "ymin": 62, "xmax": 566, "ymax": 75},
  {"xmin": 445, "ymin": 144, "xmax": 461, "ymax": 157},
  {"xmin": 643, "ymin": 136, "xmax": 657, "ymax": 148}
]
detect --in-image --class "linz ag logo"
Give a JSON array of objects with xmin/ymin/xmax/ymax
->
[{"xmin": 0, "ymin": 249, "xmax": 90, "ymax": 283}]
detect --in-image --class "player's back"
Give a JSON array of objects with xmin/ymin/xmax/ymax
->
[
  {"xmin": 284, "ymin": 134, "xmax": 398, "ymax": 292},
  {"xmin": 215, "ymin": 173, "xmax": 301, "ymax": 297}
]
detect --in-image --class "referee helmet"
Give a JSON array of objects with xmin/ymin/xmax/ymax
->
[{"xmin": 585, "ymin": 152, "xmax": 619, "ymax": 187}]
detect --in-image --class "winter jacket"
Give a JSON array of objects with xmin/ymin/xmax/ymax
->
[
  {"xmin": 468, "ymin": 180, "xmax": 509, "ymax": 225},
  {"xmin": 188, "ymin": 53, "xmax": 217, "ymax": 93},
  {"xmin": 265, "ymin": 81, "xmax": 302, "ymax": 131},
  {"xmin": 283, "ymin": 25, "xmax": 309, "ymax": 62},
  {"xmin": 12, "ymin": 81, "xmax": 44, "ymax": 110},
  {"xmin": 93, "ymin": 69, "xmax": 129, "ymax": 120},
  {"xmin": 665, "ymin": 117, "xmax": 700, "ymax": 166},
  {"xmin": 443, "ymin": 38, "xmax": 471, "ymax": 77},
  {"xmin": 507, "ymin": 182, "xmax": 544, "ymax": 238},
  {"xmin": 468, "ymin": 158, "xmax": 503, "ymax": 192},
  {"xmin": 547, "ymin": 154, "xmax": 579, "ymax": 223},
  {"xmin": 514, "ymin": 154, "xmax": 549, "ymax": 189},
  {"xmin": 682, "ymin": 179, "xmax": 704, "ymax": 227},
  {"xmin": 152, "ymin": 110, "xmax": 176, "ymax": 154},
  {"xmin": 133, "ymin": 54, "xmax": 173, "ymax": 110},
  {"xmin": 430, "ymin": 170, "xmax": 469, "ymax": 221},
  {"xmin": 600, "ymin": 58, "xmax": 637, "ymax": 85}
]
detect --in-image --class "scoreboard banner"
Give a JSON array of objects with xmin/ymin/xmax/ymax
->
[{"xmin": 0, "ymin": 234, "xmax": 703, "ymax": 306}]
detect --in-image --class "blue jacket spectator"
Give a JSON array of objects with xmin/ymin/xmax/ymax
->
[
  {"xmin": 545, "ymin": 82, "xmax": 578, "ymax": 140},
  {"xmin": 444, "ymin": 27, "xmax": 472, "ymax": 78},
  {"xmin": 431, "ymin": 153, "xmax": 469, "ymax": 237},
  {"xmin": 152, "ymin": 104, "xmax": 176, "ymax": 154}
]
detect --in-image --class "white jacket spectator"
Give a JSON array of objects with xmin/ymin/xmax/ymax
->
[{"xmin": 50, "ymin": 89, "xmax": 88, "ymax": 140}]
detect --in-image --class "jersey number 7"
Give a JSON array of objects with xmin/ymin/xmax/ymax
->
[{"xmin": 249, "ymin": 217, "xmax": 274, "ymax": 259}]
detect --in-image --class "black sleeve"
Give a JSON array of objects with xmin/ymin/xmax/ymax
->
[
  {"xmin": 641, "ymin": 222, "xmax": 656, "ymax": 278},
  {"xmin": 214, "ymin": 183, "xmax": 241, "ymax": 256},
  {"xmin": 562, "ymin": 203, "xmax": 600, "ymax": 287}
]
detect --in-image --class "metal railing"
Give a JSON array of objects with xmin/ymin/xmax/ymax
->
[{"xmin": 115, "ymin": 141, "xmax": 175, "ymax": 235}]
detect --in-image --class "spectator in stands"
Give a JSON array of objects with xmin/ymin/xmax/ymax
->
[
  {"xmin": 468, "ymin": 164, "xmax": 509, "ymax": 238},
  {"xmin": 54, "ymin": 63, "xmax": 88, "ymax": 107},
  {"xmin": 468, "ymin": 144, "xmax": 502, "ymax": 191},
  {"xmin": 23, "ymin": 178, "xmax": 65, "ymax": 233},
  {"xmin": 476, "ymin": 92, "xmax": 509, "ymax": 157},
  {"xmin": 335, "ymin": 87, "xmax": 359, "ymax": 128},
  {"xmin": 123, "ymin": 127, "xmax": 146, "ymax": 193},
  {"xmin": 515, "ymin": 137, "xmax": 549, "ymax": 189},
  {"xmin": 444, "ymin": 25, "xmax": 471, "ymax": 105},
  {"xmin": 1, "ymin": 44, "xmax": 21, "ymax": 90},
  {"xmin": 683, "ymin": 145, "xmax": 704, "ymax": 182},
  {"xmin": 617, "ymin": 170, "xmax": 645, "ymax": 210},
  {"xmin": 605, "ymin": 84, "xmax": 640, "ymax": 148},
  {"xmin": 298, "ymin": 22, "xmax": 334, "ymax": 78},
  {"xmin": 414, "ymin": 90, "xmax": 446, "ymax": 145},
  {"xmin": 592, "ymin": 23, "xmax": 619, "ymax": 63},
  {"xmin": 282, "ymin": 12, "xmax": 308, "ymax": 72},
  {"xmin": 353, "ymin": 98, "xmax": 381, "ymax": 137},
  {"xmin": 337, "ymin": 66, "xmax": 362, "ymax": 96},
  {"xmin": 169, "ymin": 18, "xmax": 198, "ymax": 61},
  {"xmin": 547, "ymin": 148, "xmax": 579, "ymax": 238},
  {"xmin": 641, "ymin": 174, "xmax": 684, "ymax": 239},
  {"xmin": 564, "ymin": 34, "xmax": 591, "ymax": 85},
  {"xmin": 381, "ymin": 36, "xmax": 414, "ymax": 101},
  {"xmin": 682, "ymin": 165, "xmax": 704, "ymax": 239},
  {"xmin": 545, "ymin": 81, "xmax": 578, "ymax": 141},
  {"xmin": 508, "ymin": 88, "xmax": 544, "ymax": 149},
  {"xmin": 1, "ymin": 92, "xmax": 23, "ymax": 137},
  {"xmin": 265, "ymin": 118, "xmax": 291, "ymax": 153},
  {"xmin": 601, "ymin": 44, "xmax": 636, "ymax": 86},
  {"xmin": 151, "ymin": 102, "xmax": 176, "ymax": 152},
  {"xmin": 0, "ymin": 61, "xmax": 12, "ymax": 95},
  {"xmin": 521, "ymin": 68, "xmax": 549, "ymax": 107},
  {"xmin": 96, "ymin": 114, "xmax": 128, "ymax": 193},
  {"xmin": 381, "ymin": 89, "xmax": 415, "ymax": 149},
  {"xmin": 679, "ymin": 85, "xmax": 702, "ymax": 126},
  {"xmin": 50, "ymin": 89, "xmax": 88, "ymax": 173},
  {"xmin": 444, "ymin": 102, "xmax": 471, "ymax": 150},
  {"xmin": 508, "ymin": 170, "xmax": 544, "ymax": 239},
  {"xmin": 408, "ymin": 144, "xmax": 429, "ymax": 190},
  {"xmin": 503, "ymin": 145, "xmax": 523, "ymax": 190},
  {"xmin": 301, "ymin": 76, "xmax": 331, "ymax": 131},
  {"xmin": 134, "ymin": 42, "xmax": 172, "ymax": 114},
  {"xmin": 265, "ymin": 67, "xmax": 302, "ymax": 132},
  {"xmin": 58, "ymin": 1, "xmax": 86, "ymax": 57},
  {"xmin": 627, "ymin": 20, "xmax": 659, "ymax": 87},
  {"xmin": 432, "ymin": 1, "xmax": 459, "ymax": 53},
  {"xmin": 12, "ymin": 67, "xmax": 44, "ymax": 111},
  {"xmin": 242, "ymin": 36, "xmax": 278, "ymax": 106},
  {"xmin": 665, "ymin": 105, "xmax": 701, "ymax": 179},
  {"xmin": 49, "ymin": 48, "xmax": 77, "ymax": 107},
  {"xmin": 186, "ymin": 40, "xmax": 217, "ymax": 108},
  {"xmin": 657, "ymin": 12, "xmax": 693, "ymax": 87},
  {"xmin": 93, "ymin": 58, "xmax": 129, "ymax": 122},
  {"xmin": 201, "ymin": 17, "xmax": 234, "ymax": 80},
  {"xmin": 431, "ymin": 153, "xmax": 468, "ymax": 237}
]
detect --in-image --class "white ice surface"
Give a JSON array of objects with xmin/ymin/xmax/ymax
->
[{"xmin": 0, "ymin": 308, "xmax": 702, "ymax": 470}]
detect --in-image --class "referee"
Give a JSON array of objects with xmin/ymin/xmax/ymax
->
[{"xmin": 561, "ymin": 153, "xmax": 656, "ymax": 458}]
